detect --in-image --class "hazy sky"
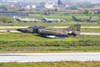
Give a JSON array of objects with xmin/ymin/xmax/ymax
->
[
  {"xmin": 3, "ymin": 0, "xmax": 100, "ymax": 3},
  {"xmin": 72, "ymin": 0, "xmax": 99, "ymax": 2}
]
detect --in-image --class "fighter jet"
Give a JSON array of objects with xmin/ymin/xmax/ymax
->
[
  {"xmin": 14, "ymin": 16, "xmax": 41, "ymax": 22},
  {"xmin": 72, "ymin": 16, "xmax": 97, "ymax": 22},
  {"xmin": 17, "ymin": 24, "xmax": 81, "ymax": 39},
  {"xmin": 41, "ymin": 16, "xmax": 65, "ymax": 23}
]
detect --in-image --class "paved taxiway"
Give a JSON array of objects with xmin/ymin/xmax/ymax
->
[
  {"xmin": 0, "ymin": 30, "xmax": 100, "ymax": 35},
  {"xmin": 0, "ymin": 53, "xmax": 100, "ymax": 63}
]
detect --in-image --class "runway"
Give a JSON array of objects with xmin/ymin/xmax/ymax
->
[
  {"xmin": 81, "ymin": 32, "xmax": 100, "ymax": 35},
  {"xmin": 0, "ymin": 26, "xmax": 100, "ymax": 29},
  {"xmin": 0, "ymin": 30, "xmax": 19, "ymax": 32},
  {"xmin": 0, "ymin": 30, "xmax": 100, "ymax": 35},
  {"xmin": 52, "ymin": 26, "xmax": 100, "ymax": 28},
  {"xmin": 0, "ymin": 26, "xmax": 28, "ymax": 29},
  {"xmin": 0, "ymin": 53, "xmax": 100, "ymax": 63}
]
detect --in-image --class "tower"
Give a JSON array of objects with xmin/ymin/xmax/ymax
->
[{"xmin": 58, "ymin": 0, "xmax": 63, "ymax": 5}]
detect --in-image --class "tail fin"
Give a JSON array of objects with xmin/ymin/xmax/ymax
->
[
  {"xmin": 14, "ymin": 16, "xmax": 20, "ymax": 19},
  {"xmin": 69, "ymin": 24, "xmax": 81, "ymax": 31},
  {"xmin": 13, "ymin": 16, "xmax": 21, "ymax": 21},
  {"xmin": 13, "ymin": 16, "xmax": 16, "ymax": 20},
  {"xmin": 89, "ymin": 16, "xmax": 92, "ymax": 20},
  {"xmin": 41, "ymin": 16, "xmax": 47, "ymax": 21},
  {"xmin": 72, "ymin": 16, "xmax": 77, "ymax": 21}
]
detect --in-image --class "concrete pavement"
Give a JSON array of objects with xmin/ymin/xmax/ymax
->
[
  {"xmin": 0, "ymin": 30, "xmax": 100, "ymax": 35},
  {"xmin": 0, "ymin": 26, "xmax": 100, "ymax": 29},
  {"xmin": 0, "ymin": 53, "xmax": 100, "ymax": 63}
]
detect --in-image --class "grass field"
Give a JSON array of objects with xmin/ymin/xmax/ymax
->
[
  {"xmin": 0, "ymin": 23, "xmax": 100, "ymax": 26},
  {"xmin": 80, "ymin": 28, "xmax": 100, "ymax": 32},
  {"xmin": 3, "ymin": 14, "xmax": 100, "ymax": 22},
  {"xmin": 0, "ymin": 14, "xmax": 100, "ymax": 26},
  {"xmin": 0, "ymin": 14, "xmax": 100, "ymax": 53},
  {"xmin": 0, "ymin": 62, "xmax": 100, "ymax": 67},
  {"xmin": 0, "ymin": 32, "xmax": 100, "ymax": 53},
  {"xmin": 0, "ymin": 33, "xmax": 100, "ymax": 47},
  {"xmin": 0, "ymin": 46, "xmax": 100, "ymax": 53}
]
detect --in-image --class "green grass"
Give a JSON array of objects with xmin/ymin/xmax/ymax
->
[
  {"xmin": 0, "ymin": 62, "xmax": 100, "ymax": 67},
  {"xmin": 0, "ymin": 14, "xmax": 100, "ymax": 26},
  {"xmin": 0, "ymin": 46, "xmax": 100, "ymax": 53},
  {"xmin": 0, "ymin": 33, "xmax": 100, "ymax": 47},
  {"xmin": 0, "ymin": 23, "xmax": 100, "ymax": 26},
  {"xmin": 4, "ymin": 14, "xmax": 100, "ymax": 22},
  {"xmin": 80, "ymin": 28, "xmax": 100, "ymax": 32},
  {"xmin": 0, "ymin": 32, "xmax": 99, "ymax": 53}
]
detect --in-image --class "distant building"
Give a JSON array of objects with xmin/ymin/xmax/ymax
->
[
  {"xmin": 26, "ymin": 5, "xmax": 30, "ymax": 9},
  {"xmin": 36, "ymin": 2, "xmax": 55, "ymax": 9},
  {"xmin": 36, "ymin": 2, "xmax": 45, "ymax": 8},
  {"xmin": 65, "ymin": 4, "xmax": 69, "ymax": 8},
  {"xmin": 31, "ymin": 5, "xmax": 36, "ymax": 9},
  {"xmin": 23, "ymin": 4, "xmax": 36, "ymax": 10},
  {"xmin": 78, "ymin": 8, "xmax": 85, "ymax": 11},
  {"xmin": 23, "ymin": 5, "xmax": 30, "ymax": 10},
  {"xmin": 45, "ymin": 2, "xmax": 55, "ymax": 9},
  {"xmin": 11, "ymin": 5, "xmax": 14, "ymax": 7},
  {"xmin": 93, "ymin": 8, "xmax": 100, "ymax": 11}
]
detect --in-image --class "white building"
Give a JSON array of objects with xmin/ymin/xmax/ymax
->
[
  {"xmin": 11, "ymin": 5, "xmax": 14, "ymax": 7},
  {"xmin": 32, "ymin": 5, "xmax": 36, "ymax": 9},
  {"xmin": 45, "ymin": 2, "xmax": 55, "ymax": 9},
  {"xmin": 26, "ymin": 5, "xmax": 30, "ymax": 9},
  {"xmin": 65, "ymin": 4, "xmax": 69, "ymax": 8},
  {"xmin": 24, "ymin": 5, "xmax": 36, "ymax": 10}
]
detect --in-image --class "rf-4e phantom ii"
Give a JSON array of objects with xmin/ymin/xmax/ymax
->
[
  {"xmin": 17, "ymin": 24, "xmax": 81, "ymax": 39},
  {"xmin": 72, "ymin": 16, "xmax": 97, "ymax": 22},
  {"xmin": 14, "ymin": 16, "xmax": 41, "ymax": 22},
  {"xmin": 42, "ymin": 16, "xmax": 65, "ymax": 23}
]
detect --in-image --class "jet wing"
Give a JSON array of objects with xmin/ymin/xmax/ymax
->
[{"xmin": 38, "ymin": 29, "xmax": 69, "ymax": 36}]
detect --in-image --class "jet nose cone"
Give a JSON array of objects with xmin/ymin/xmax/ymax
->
[{"xmin": 17, "ymin": 28, "xmax": 29, "ymax": 33}]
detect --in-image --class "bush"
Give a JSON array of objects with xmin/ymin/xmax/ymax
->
[{"xmin": 0, "ymin": 15, "xmax": 9, "ymax": 23}]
